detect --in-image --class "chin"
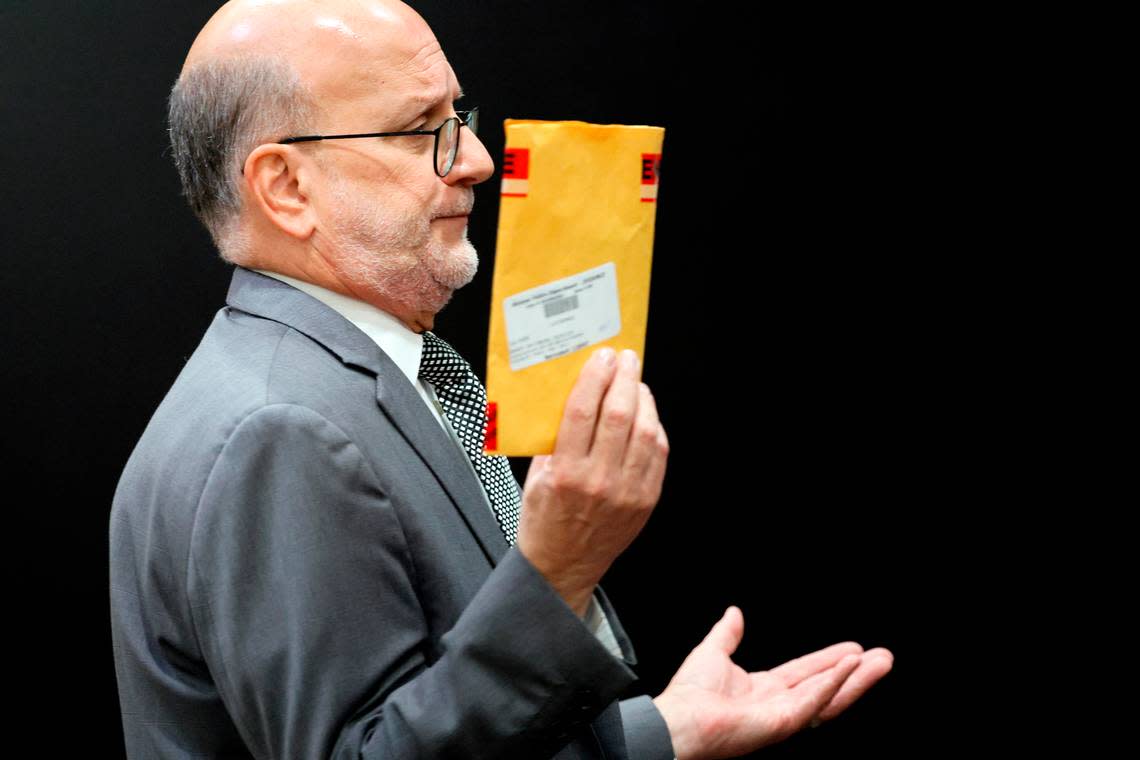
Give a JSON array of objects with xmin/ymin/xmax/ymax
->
[
  {"xmin": 429, "ymin": 241, "xmax": 479, "ymax": 291},
  {"xmin": 414, "ymin": 281, "xmax": 455, "ymax": 318}
]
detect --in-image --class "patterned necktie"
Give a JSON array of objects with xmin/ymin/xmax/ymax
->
[{"xmin": 418, "ymin": 331, "xmax": 522, "ymax": 545}]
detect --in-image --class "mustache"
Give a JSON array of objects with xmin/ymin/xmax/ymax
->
[{"xmin": 438, "ymin": 197, "xmax": 475, "ymax": 218}]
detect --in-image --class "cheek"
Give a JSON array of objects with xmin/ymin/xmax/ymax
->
[
  {"xmin": 379, "ymin": 151, "xmax": 435, "ymax": 193},
  {"xmin": 337, "ymin": 156, "xmax": 439, "ymax": 225},
  {"xmin": 386, "ymin": 179, "xmax": 438, "ymax": 224}
]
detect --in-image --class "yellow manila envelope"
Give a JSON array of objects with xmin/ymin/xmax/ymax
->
[{"xmin": 484, "ymin": 118, "xmax": 664, "ymax": 456}]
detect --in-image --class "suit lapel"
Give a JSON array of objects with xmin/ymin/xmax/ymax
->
[
  {"xmin": 225, "ymin": 266, "xmax": 509, "ymax": 566},
  {"xmin": 371, "ymin": 360, "xmax": 510, "ymax": 565}
]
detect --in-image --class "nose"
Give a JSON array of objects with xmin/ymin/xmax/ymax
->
[{"xmin": 443, "ymin": 124, "xmax": 495, "ymax": 187}]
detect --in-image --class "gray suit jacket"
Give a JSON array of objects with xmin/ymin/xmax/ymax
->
[{"xmin": 109, "ymin": 266, "xmax": 675, "ymax": 759}]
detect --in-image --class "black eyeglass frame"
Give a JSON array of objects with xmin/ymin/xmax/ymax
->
[{"xmin": 275, "ymin": 107, "xmax": 479, "ymax": 177}]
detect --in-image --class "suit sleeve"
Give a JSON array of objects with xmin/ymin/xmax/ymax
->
[
  {"xmin": 619, "ymin": 695, "xmax": 677, "ymax": 760},
  {"xmin": 188, "ymin": 403, "xmax": 639, "ymax": 759}
]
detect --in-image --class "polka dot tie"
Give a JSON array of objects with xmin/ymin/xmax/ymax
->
[{"xmin": 419, "ymin": 331, "xmax": 522, "ymax": 546}]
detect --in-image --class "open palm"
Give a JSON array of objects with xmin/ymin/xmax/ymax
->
[{"xmin": 652, "ymin": 606, "xmax": 894, "ymax": 760}]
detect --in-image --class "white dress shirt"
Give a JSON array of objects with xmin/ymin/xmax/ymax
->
[{"xmin": 254, "ymin": 269, "xmax": 624, "ymax": 660}]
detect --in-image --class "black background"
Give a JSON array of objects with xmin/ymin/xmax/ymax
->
[{"xmin": 2, "ymin": 1, "xmax": 973, "ymax": 756}]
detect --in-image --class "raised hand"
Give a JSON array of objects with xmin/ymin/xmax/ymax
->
[{"xmin": 517, "ymin": 347, "xmax": 669, "ymax": 617}]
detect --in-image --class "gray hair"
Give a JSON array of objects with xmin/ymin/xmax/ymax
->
[{"xmin": 167, "ymin": 56, "xmax": 317, "ymax": 264}]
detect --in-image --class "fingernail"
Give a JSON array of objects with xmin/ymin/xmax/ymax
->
[
  {"xmin": 622, "ymin": 349, "xmax": 639, "ymax": 370},
  {"xmin": 597, "ymin": 347, "xmax": 615, "ymax": 366}
]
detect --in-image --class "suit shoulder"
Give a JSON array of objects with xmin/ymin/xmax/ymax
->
[{"xmin": 110, "ymin": 308, "xmax": 356, "ymax": 526}]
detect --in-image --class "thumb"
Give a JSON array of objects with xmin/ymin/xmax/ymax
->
[
  {"xmin": 524, "ymin": 455, "xmax": 551, "ymax": 489},
  {"xmin": 701, "ymin": 605, "xmax": 744, "ymax": 656}
]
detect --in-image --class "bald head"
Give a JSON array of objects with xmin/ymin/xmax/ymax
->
[{"xmin": 183, "ymin": 0, "xmax": 430, "ymax": 103}]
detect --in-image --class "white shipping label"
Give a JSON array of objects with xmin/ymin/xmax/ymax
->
[{"xmin": 503, "ymin": 262, "xmax": 622, "ymax": 371}]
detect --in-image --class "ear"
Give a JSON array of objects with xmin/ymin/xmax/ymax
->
[{"xmin": 242, "ymin": 144, "xmax": 318, "ymax": 241}]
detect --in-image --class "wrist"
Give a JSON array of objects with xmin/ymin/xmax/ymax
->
[
  {"xmin": 562, "ymin": 586, "xmax": 594, "ymax": 618},
  {"xmin": 653, "ymin": 690, "xmax": 699, "ymax": 760},
  {"xmin": 516, "ymin": 544, "xmax": 597, "ymax": 618}
]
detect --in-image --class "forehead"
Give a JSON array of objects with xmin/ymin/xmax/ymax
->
[
  {"xmin": 389, "ymin": 41, "xmax": 463, "ymax": 113},
  {"xmin": 313, "ymin": 13, "xmax": 462, "ymax": 124}
]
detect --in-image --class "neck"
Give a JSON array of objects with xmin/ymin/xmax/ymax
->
[{"xmin": 248, "ymin": 254, "xmax": 437, "ymax": 333}]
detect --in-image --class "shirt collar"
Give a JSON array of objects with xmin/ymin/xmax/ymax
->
[{"xmin": 253, "ymin": 269, "xmax": 424, "ymax": 386}]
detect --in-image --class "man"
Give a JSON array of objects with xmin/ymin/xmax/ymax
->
[{"xmin": 109, "ymin": 1, "xmax": 893, "ymax": 757}]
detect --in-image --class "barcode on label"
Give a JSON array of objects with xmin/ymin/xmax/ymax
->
[{"xmin": 543, "ymin": 295, "xmax": 579, "ymax": 318}]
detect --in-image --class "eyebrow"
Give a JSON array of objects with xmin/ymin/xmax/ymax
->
[{"xmin": 405, "ymin": 85, "xmax": 466, "ymax": 129}]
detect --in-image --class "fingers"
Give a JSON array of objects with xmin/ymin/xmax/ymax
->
[
  {"xmin": 700, "ymin": 605, "xmax": 744, "ymax": 656},
  {"xmin": 777, "ymin": 654, "xmax": 861, "ymax": 729},
  {"xmin": 554, "ymin": 348, "xmax": 619, "ymax": 459},
  {"xmin": 590, "ymin": 349, "xmax": 643, "ymax": 463},
  {"xmin": 768, "ymin": 640, "xmax": 865, "ymax": 688},
  {"xmin": 813, "ymin": 648, "xmax": 894, "ymax": 724},
  {"xmin": 620, "ymin": 382, "xmax": 668, "ymax": 484}
]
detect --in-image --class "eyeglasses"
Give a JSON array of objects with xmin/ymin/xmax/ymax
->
[{"xmin": 277, "ymin": 107, "xmax": 479, "ymax": 177}]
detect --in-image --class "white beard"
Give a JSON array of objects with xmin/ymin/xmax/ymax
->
[{"xmin": 325, "ymin": 176, "xmax": 478, "ymax": 315}]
